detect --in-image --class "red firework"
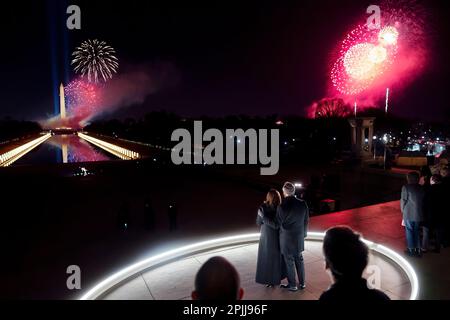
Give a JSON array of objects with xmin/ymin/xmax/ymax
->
[
  {"xmin": 65, "ymin": 79, "xmax": 102, "ymax": 123},
  {"xmin": 330, "ymin": 0, "xmax": 427, "ymax": 98},
  {"xmin": 331, "ymin": 25, "xmax": 398, "ymax": 95}
]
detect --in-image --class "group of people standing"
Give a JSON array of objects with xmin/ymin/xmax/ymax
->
[
  {"xmin": 255, "ymin": 182, "xmax": 309, "ymax": 291},
  {"xmin": 193, "ymin": 225, "xmax": 390, "ymax": 301},
  {"xmin": 253, "ymin": 181, "xmax": 389, "ymax": 300},
  {"xmin": 401, "ymin": 166, "xmax": 450, "ymax": 257}
]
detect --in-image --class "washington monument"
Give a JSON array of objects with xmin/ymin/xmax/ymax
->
[{"xmin": 59, "ymin": 83, "xmax": 66, "ymax": 119}]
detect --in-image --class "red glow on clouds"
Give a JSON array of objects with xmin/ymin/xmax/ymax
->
[
  {"xmin": 44, "ymin": 62, "xmax": 178, "ymax": 129},
  {"xmin": 66, "ymin": 79, "xmax": 102, "ymax": 125}
]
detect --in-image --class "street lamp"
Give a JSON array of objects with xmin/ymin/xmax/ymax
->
[{"xmin": 373, "ymin": 136, "xmax": 377, "ymax": 159}]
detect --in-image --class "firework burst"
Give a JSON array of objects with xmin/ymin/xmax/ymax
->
[
  {"xmin": 331, "ymin": 25, "xmax": 398, "ymax": 95},
  {"xmin": 71, "ymin": 39, "xmax": 119, "ymax": 83},
  {"xmin": 65, "ymin": 79, "xmax": 102, "ymax": 122},
  {"xmin": 330, "ymin": 0, "xmax": 427, "ymax": 97}
]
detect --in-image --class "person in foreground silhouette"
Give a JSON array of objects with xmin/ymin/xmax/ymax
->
[
  {"xmin": 319, "ymin": 226, "xmax": 390, "ymax": 301},
  {"xmin": 191, "ymin": 256, "xmax": 244, "ymax": 300},
  {"xmin": 277, "ymin": 182, "xmax": 309, "ymax": 292}
]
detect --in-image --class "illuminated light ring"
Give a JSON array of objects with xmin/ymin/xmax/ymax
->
[
  {"xmin": 78, "ymin": 133, "xmax": 140, "ymax": 160},
  {"xmin": 80, "ymin": 232, "xmax": 419, "ymax": 300}
]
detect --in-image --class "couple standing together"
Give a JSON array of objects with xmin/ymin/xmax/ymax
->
[{"xmin": 255, "ymin": 182, "xmax": 309, "ymax": 291}]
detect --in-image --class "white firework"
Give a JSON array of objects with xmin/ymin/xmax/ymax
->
[{"xmin": 71, "ymin": 39, "xmax": 119, "ymax": 83}]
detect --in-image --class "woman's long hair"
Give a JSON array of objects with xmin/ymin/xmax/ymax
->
[{"xmin": 265, "ymin": 189, "xmax": 281, "ymax": 208}]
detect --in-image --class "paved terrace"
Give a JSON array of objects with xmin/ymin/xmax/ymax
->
[
  {"xmin": 84, "ymin": 200, "xmax": 450, "ymax": 300},
  {"xmin": 100, "ymin": 240, "xmax": 411, "ymax": 300}
]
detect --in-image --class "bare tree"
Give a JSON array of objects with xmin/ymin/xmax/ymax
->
[{"xmin": 314, "ymin": 98, "xmax": 352, "ymax": 118}]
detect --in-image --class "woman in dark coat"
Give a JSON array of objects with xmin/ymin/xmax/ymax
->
[{"xmin": 255, "ymin": 189, "xmax": 285, "ymax": 287}]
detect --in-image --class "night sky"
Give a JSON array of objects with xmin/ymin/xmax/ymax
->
[{"xmin": 0, "ymin": 0, "xmax": 449, "ymax": 121}]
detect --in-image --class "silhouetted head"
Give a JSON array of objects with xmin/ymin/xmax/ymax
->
[
  {"xmin": 282, "ymin": 182, "xmax": 295, "ymax": 197},
  {"xmin": 406, "ymin": 171, "xmax": 420, "ymax": 184},
  {"xmin": 323, "ymin": 226, "xmax": 368, "ymax": 281},
  {"xmin": 265, "ymin": 189, "xmax": 281, "ymax": 207},
  {"xmin": 192, "ymin": 256, "xmax": 244, "ymax": 300}
]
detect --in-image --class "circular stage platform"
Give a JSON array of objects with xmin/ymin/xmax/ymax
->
[{"xmin": 81, "ymin": 233, "xmax": 417, "ymax": 300}]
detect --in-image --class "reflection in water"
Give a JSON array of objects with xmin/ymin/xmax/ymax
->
[
  {"xmin": 62, "ymin": 144, "xmax": 68, "ymax": 163},
  {"xmin": 13, "ymin": 134, "xmax": 112, "ymax": 166},
  {"xmin": 47, "ymin": 135, "xmax": 111, "ymax": 163}
]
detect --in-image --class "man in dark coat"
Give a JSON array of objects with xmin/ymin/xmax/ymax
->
[
  {"xmin": 277, "ymin": 182, "xmax": 309, "ymax": 291},
  {"xmin": 401, "ymin": 172, "xmax": 425, "ymax": 257},
  {"xmin": 424, "ymin": 175, "xmax": 446, "ymax": 252},
  {"xmin": 442, "ymin": 167, "xmax": 450, "ymax": 246}
]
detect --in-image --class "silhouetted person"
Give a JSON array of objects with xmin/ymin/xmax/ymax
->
[
  {"xmin": 168, "ymin": 202, "xmax": 178, "ymax": 231},
  {"xmin": 319, "ymin": 226, "xmax": 390, "ymax": 301},
  {"xmin": 420, "ymin": 165, "xmax": 432, "ymax": 187},
  {"xmin": 277, "ymin": 182, "xmax": 309, "ymax": 291},
  {"xmin": 419, "ymin": 166, "xmax": 432, "ymax": 252},
  {"xmin": 401, "ymin": 172, "xmax": 425, "ymax": 257},
  {"xmin": 441, "ymin": 167, "xmax": 450, "ymax": 246},
  {"xmin": 304, "ymin": 176, "xmax": 320, "ymax": 213},
  {"xmin": 191, "ymin": 257, "xmax": 244, "ymax": 300},
  {"xmin": 117, "ymin": 201, "xmax": 130, "ymax": 231},
  {"xmin": 424, "ymin": 175, "xmax": 446, "ymax": 252},
  {"xmin": 256, "ymin": 189, "xmax": 285, "ymax": 287},
  {"xmin": 144, "ymin": 198, "xmax": 155, "ymax": 230}
]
